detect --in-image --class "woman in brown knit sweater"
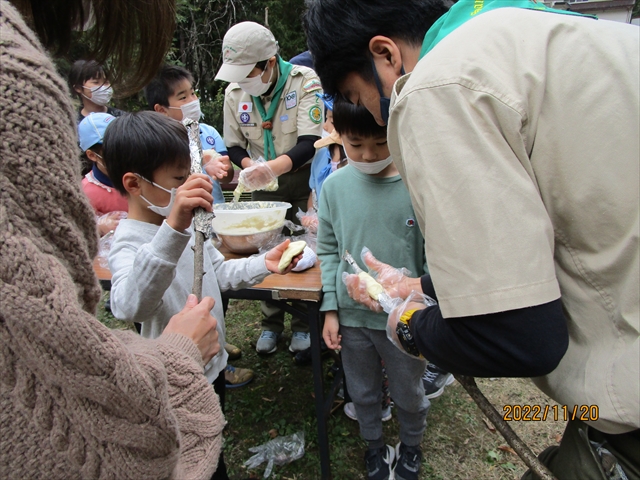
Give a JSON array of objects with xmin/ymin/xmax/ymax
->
[{"xmin": 0, "ymin": 1, "xmax": 225, "ymax": 478}]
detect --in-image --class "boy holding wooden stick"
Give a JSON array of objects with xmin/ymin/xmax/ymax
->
[{"xmin": 103, "ymin": 111, "xmax": 300, "ymax": 478}]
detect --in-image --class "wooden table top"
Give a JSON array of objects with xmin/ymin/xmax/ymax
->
[{"xmin": 93, "ymin": 243, "xmax": 323, "ymax": 302}]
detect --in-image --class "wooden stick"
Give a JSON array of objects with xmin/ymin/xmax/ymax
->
[
  {"xmin": 183, "ymin": 118, "xmax": 210, "ymax": 300},
  {"xmin": 454, "ymin": 375, "xmax": 557, "ymax": 480}
]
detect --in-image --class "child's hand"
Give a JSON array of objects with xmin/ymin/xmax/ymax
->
[
  {"xmin": 96, "ymin": 211, "xmax": 127, "ymax": 236},
  {"xmin": 264, "ymin": 239, "xmax": 303, "ymax": 274},
  {"xmin": 323, "ymin": 311, "xmax": 341, "ymax": 350},
  {"xmin": 163, "ymin": 294, "xmax": 220, "ymax": 364},
  {"xmin": 203, "ymin": 150, "xmax": 232, "ymax": 183},
  {"xmin": 166, "ymin": 173, "xmax": 213, "ymax": 232}
]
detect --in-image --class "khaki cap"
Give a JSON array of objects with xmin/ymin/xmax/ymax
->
[
  {"xmin": 215, "ymin": 22, "xmax": 278, "ymax": 83},
  {"xmin": 314, "ymin": 129, "xmax": 342, "ymax": 148}
]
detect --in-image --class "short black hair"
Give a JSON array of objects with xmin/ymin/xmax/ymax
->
[
  {"xmin": 304, "ymin": 0, "xmax": 449, "ymax": 96},
  {"xmin": 103, "ymin": 111, "xmax": 190, "ymax": 195},
  {"xmin": 68, "ymin": 60, "xmax": 106, "ymax": 99},
  {"xmin": 144, "ymin": 64, "xmax": 195, "ymax": 110},
  {"xmin": 333, "ymin": 98, "xmax": 386, "ymax": 139}
]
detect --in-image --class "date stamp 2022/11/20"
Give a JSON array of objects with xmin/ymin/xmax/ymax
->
[{"xmin": 503, "ymin": 404, "xmax": 599, "ymax": 422}]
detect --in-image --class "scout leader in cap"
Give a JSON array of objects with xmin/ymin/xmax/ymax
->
[{"xmin": 216, "ymin": 21, "xmax": 323, "ymax": 221}]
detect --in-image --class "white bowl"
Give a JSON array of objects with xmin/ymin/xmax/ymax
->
[{"xmin": 211, "ymin": 201, "xmax": 291, "ymax": 253}]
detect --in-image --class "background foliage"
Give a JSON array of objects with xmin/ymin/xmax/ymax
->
[{"xmin": 57, "ymin": 0, "xmax": 308, "ymax": 133}]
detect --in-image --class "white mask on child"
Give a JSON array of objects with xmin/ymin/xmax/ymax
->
[
  {"xmin": 347, "ymin": 155, "xmax": 394, "ymax": 175},
  {"xmin": 136, "ymin": 174, "xmax": 177, "ymax": 217},
  {"xmin": 169, "ymin": 98, "xmax": 202, "ymax": 121},
  {"xmin": 83, "ymin": 84, "xmax": 113, "ymax": 106}
]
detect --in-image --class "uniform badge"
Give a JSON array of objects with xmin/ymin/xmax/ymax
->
[
  {"xmin": 309, "ymin": 105, "xmax": 322, "ymax": 124},
  {"xmin": 240, "ymin": 112, "xmax": 250, "ymax": 124},
  {"xmin": 206, "ymin": 136, "xmax": 215, "ymax": 146},
  {"xmin": 280, "ymin": 114, "xmax": 289, "ymax": 122},
  {"xmin": 303, "ymin": 79, "xmax": 322, "ymax": 93},
  {"xmin": 238, "ymin": 102, "xmax": 253, "ymax": 113},
  {"xmin": 285, "ymin": 91, "xmax": 297, "ymax": 110},
  {"xmin": 406, "ymin": 218, "xmax": 416, "ymax": 227}
]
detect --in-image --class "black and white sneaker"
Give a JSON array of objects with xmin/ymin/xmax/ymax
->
[
  {"xmin": 422, "ymin": 363, "xmax": 454, "ymax": 399},
  {"xmin": 364, "ymin": 445, "xmax": 395, "ymax": 480},
  {"xmin": 393, "ymin": 442, "xmax": 422, "ymax": 480}
]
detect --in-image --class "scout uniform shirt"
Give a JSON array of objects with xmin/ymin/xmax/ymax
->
[{"xmin": 223, "ymin": 64, "xmax": 323, "ymax": 161}]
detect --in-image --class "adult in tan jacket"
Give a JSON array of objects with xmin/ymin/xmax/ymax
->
[
  {"xmin": 305, "ymin": 0, "xmax": 639, "ymax": 478},
  {"xmin": 0, "ymin": 1, "xmax": 224, "ymax": 478}
]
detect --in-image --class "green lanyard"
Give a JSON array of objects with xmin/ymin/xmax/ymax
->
[
  {"xmin": 420, "ymin": 0, "xmax": 595, "ymax": 59},
  {"xmin": 252, "ymin": 57, "xmax": 293, "ymax": 160}
]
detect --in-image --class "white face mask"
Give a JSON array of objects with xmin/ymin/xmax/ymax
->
[
  {"xmin": 136, "ymin": 174, "xmax": 177, "ymax": 217},
  {"xmin": 83, "ymin": 84, "xmax": 113, "ymax": 106},
  {"xmin": 238, "ymin": 65, "xmax": 273, "ymax": 97},
  {"xmin": 169, "ymin": 98, "xmax": 202, "ymax": 121},
  {"xmin": 347, "ymin": 155, "xmax": 394, "ymax": 175}
]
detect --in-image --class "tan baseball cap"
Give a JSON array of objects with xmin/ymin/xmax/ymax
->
[{"xmin": 215, "ymin": 22, "xmax": 278, "ymax": 83}]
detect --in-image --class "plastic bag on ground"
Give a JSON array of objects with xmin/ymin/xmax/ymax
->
[{"xmin": 244, "ymin": 431, "xmax": 305, "ymax": 478}]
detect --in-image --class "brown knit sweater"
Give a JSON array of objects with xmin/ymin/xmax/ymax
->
[{"xmin": 0, "ymin": 2, "xmax": 224, "ymax": 478}]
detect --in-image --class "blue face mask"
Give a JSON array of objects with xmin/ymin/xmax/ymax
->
[{"xmin": 370, "ymin": 56, "xmax": 404, "ymax": 125}]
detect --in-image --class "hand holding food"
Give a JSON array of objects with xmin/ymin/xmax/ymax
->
[{"xmin": 264, "ymin": 239, "xmax": 305, "ymax": 274}]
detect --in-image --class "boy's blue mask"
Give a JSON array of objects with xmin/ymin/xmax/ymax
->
[{"xmin": 370, "ymin": 56, "xmax": 404, "ymax": 125}]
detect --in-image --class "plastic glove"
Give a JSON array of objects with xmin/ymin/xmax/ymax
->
[
  {"xmin": 297, "ymin": 207, "xmax": 318, "ymax": 234},
  {"xmin": 360, "ymin": 247, "xmax": 417, "ymax": 300},
  {"xmin": 238, "ymin": 156, "xmax": 278, "ymax": 192},
  {"xmin": 292, "ymin": 245, "xmax": 316, "ymax": 272},
  {"xmin": 202, "ymin": 149, "xmax": 231, "ymax": 182},
  {"xmin": 342, "ymin": 271, "xmax": 383, "ymax": 313},
  {"xmin": 244, "ymin": 431, "xmax": 305, "ymax": 478},
  {"xmin": 386, "ymin": 290, "xmax": 436, "ymax": 356},
  {"xmin": 96, "ymin": 211, "xmax": 127, "ymax": 237}
]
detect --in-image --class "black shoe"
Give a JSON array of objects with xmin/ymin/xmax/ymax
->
[
  {"xmin": 364, "ymin": 445, "xmax": 394, "ymax": 480},
  {"xmin": 393, "ymin": 443, "xmax": 422, "ymax": 480},
  {"xmin": 422, "ymin": 363, "xmax": 454, "ymax": 399}
]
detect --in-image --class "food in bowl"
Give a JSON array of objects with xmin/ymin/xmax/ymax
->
[{"xmin": 211, "ymin": 201, "xmax": 291, "ymax": 254}]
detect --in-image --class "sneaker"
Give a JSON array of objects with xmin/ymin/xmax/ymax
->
[
  {"xmin": 364, "ymin": 445, "xmax": 395, "ymax": 480},
  {"xmin": 393, "ymin": 442, "xmax": 422, "ymax": 480},
  {"xmin": 256, "ymin": 330, "xmax": 280, "ymax": 354},
  {"xmin": 289, "ymin": 331, "xmax": 310, "ymax": 352},
  {"xmin": 224, "ymin": 365, "xmax": 253, "ymax": 388},
  {"xmin": 224, "ymin": 342, "xmax": 242, "ymax": 361},
  {"xmin": 344, "ymin": 402, "xmax": 392, "ymax": 422},
  {"xmin": 422, "ymin": 363, "xmax": 454, "ymax": 399}
]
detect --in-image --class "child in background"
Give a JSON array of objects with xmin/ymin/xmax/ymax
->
[
  {"xmin": 69, "ymin": 60, "xmax": 124, "ymax": 125},
  {"xmin": 144, "ymin": 64, "xmax": 233, "ymax": 206},
  {"xmin": 105, "ymin": 112, "xmax": 302, "ymax": 480},
  {"xmin": 77, "ymin": 112, "xmax": 128, "ymax": 236},
  {"xmin": 317, "ymin": 100, "xmax": 429, "ymax": 480}
]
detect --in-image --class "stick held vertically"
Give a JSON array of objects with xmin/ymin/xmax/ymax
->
[{"xmin": 184, "ymin": 118, "xmax": 215, "ymax": 300}]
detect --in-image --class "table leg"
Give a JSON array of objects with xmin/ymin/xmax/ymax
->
[{"xmin": 307, "ymin": 301, "xmax": 332, "ymax": 479}]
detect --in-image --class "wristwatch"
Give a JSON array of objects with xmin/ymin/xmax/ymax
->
[{"xmin": 395, "ymin": 309, "xmax": 423, "ymax": 358}]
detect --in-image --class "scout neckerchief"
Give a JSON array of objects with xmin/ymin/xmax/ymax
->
[
  {"xmin": 252, "ymin": 57, "xmax": 293, "ymax": 160},
  {"xmin": 420, "ymin": 0, "xmax": 595, "ymax": 59}
]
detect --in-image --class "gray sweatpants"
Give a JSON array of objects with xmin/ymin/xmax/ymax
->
[{"xmin": 340, "ymin": 325, "xmax": 430, "ymax": 446}]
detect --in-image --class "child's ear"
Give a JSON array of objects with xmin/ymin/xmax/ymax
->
[
  {"xmin": 86, "ymin": 150, "xmax": 100, "ymax": 163},
  {"xmin": 122, "ymin": 173, "xmax": 143, "ymax": 196},
  {"xmin": 153, "ymin": 103, "xmax": 168, "ymax": 115}
]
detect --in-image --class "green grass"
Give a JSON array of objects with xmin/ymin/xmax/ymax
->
[{"xmin": 97, "ymin": 293, "xmax": 565, "ymax": 480}]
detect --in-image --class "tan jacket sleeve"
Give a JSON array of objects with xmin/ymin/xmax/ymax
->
[{"xmin": 294, "ymin": 71, "xmax": 324, "ymax": 138}]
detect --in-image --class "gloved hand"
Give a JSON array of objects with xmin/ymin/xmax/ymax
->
[
  {"xmin": 360, "ymin": 247, "xmax": 416, "ymax": 300},
  {"xmin": 386, "ymin": 290, "xmax": 436, "ymax": 356},
  {"xmin": 238, "ymin": 156, "xmax": 278, "ymax": 192},
  {"xmin": 96, "ymin": 211, "xmax": 127, "ymax": 237},
  {"xmin": 297, "ymin": 207, "xmax": 318, "ymax": 234},
  {"xmin": 342, "ymin": 271, "xmax": 384, "ymax": 313}
]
